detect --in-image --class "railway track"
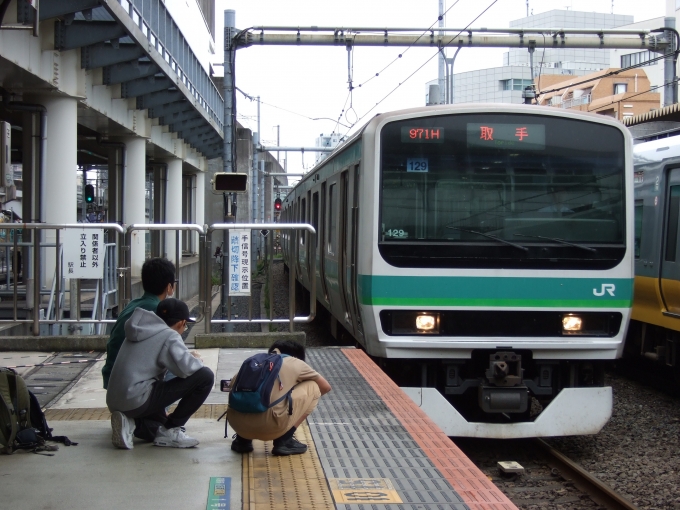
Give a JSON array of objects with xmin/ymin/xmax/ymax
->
[
  {"xmin": 535, "ymin": 439, "xmax": 638, "ymax": 510},
  {"xmin": 455, "ymin": 437, "xmax": 639, "ymax": 509}
]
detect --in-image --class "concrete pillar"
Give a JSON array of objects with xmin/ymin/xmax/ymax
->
[
  {"xmin": 195, "ymin": 171, "xmax": 205, "ymax": 249},
  {"xmin": 123, "ymin": 137, "xmax": 146, "ymax": 278},
  {"xmin": 41, "ymin": 96, "xmax": 77, "ymax": 286},
  {"xmin": 165, "ymin": 158, "xmax": 182, "ymax": 267}
]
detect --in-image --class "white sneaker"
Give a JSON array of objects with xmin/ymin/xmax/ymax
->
[
  {"xmin": 111, "ymin": 411, "xmax": 134, "ymax": 450},
  {"xmin": 153, "ymin": 425, "xmax": 199, "ymax": 448}
]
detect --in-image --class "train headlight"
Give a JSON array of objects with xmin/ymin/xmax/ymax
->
[
  {"xmin": 416, "ymin": 314, "xmax": 437, "ymax": 331},
  {"xmin": 562, "ymin": 315, "xmax": 583, "ymax": 333}
]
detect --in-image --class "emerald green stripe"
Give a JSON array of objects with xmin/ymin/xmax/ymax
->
[
  {"xmin": 367, "ymin": 297, "xmax": 632, "ymax": 307},
  {"xmin": 358, "ymin": 275, "xmax": 633, "ymax": 308}
]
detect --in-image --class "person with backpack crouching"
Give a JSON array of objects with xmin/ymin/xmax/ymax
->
[
  {"xmin": 229, "ymin": 340, "xmax": 331, "ymax": 456},
  {"xmin": 106, "ymin": 298, "xmax": 214, "ymax": 449}
]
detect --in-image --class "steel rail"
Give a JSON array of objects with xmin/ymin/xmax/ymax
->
[{"xmin": 535, "ymin": 438, "xmax": 639, "ymax": 510}]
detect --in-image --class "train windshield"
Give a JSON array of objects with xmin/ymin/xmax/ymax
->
[{"xmin": 379, "ymin": 113, "xmax": 626, "ymax": 269}]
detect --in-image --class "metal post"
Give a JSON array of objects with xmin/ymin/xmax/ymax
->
[
  {"xmin": 12, "ymin": 229, "xmax": 17, "ymax": 321},
  {"xmin": 32, "ymin": 233, "xmax": 40, "ymax": 336},
  {"xmin": 223, "ymin": 10, "xmax": 236, "ymax": 332},
  {"xmin": 198, "ymin": 232, "xmax": 206, "ymax": 327},
  {"xmin": 175, "ymin": 229, "xmax": 180, "ymax": 298},
  {"xmin": 203, "ymin": 232, "xmax": 212, "ymax": 334},
  {"xmin": 289, "ymin": 229, "xmax": 296, "ymax": 333},
  {"xmin": 664, "ymin": 17, "xmax": 677, "ymax": 107},
  {"xmin": 438, "ymin": 0, "xmax": 446, "ymax": 104},
  {"xmin": 55, "ymin": 229, "xmax": 60, "ymax": 323},
  {"xmin": 124, "ymin": 229, "xmax": 132, "ymax": 308},
  {"xmin": 268, "ymin": 230, "xmax": 273, "ymax": 321}
]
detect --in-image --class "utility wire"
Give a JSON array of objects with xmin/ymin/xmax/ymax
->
[
  {"xmin": 352, "ymin": 0, "xmax": 464, "ymax": 90},
  {"xmin": 342, "ymin": 0, "xmax": 499, "ymax": 139},
  {"xmin": 235, "ymin": 86, "xmax": 351, "ymax": 129}
]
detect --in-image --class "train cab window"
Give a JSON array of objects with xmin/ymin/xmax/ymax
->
[
  {"xmin": 328, "ymin": 183, "xmax": 337, "ymax": 255},
  {"xmin": 379, "ymin": 113, "xmax": 626, "ymax": 270},
  {"xmin": 665, "ymin": 186, "xmax": 680, "ymax": 262},
  {"xmin": 634, "ymin": 200, "xmax": 643, "ymax": 259},
  {"xmin": 300, "ymin": 197, "xmax": 307, "ymax": 245},
  {"xmin": 312, "ymin": 192, "xmax": 319, "ymax": 247}
]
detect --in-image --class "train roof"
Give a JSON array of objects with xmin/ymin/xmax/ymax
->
[
  {"xmin": 633, "ymin": 135, "xmax": 680, "ymax": 166},
  {"xmin": 288, "ymin": 103, "xmax": 631, "ymax": 194}
]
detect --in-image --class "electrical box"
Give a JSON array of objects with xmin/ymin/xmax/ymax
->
[
  {"xmin": 0, "ymin": 121, "xmax": 10, "ymax": 188},
  {"xmin": 212, "ymin": 172, "xmax": 248, "ymax": 194}
]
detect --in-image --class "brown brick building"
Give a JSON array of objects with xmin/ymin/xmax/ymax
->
[{"xmin": 536, "ymin": 68, "xmax": 660, "ymax": 121}]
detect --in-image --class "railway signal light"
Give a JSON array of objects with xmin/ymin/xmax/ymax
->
[
  {"xmin": 274, "ymin": 198, "xmax": 282, "ymax": 211},
  {"xmin": 85, "ymin": 184, "xmax": 95, "ymax": 204}
]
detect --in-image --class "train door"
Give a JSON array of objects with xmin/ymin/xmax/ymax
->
[
  {"xmin": 319, "ymin": 183, "xmax": 329, "ymax": 303},
  {"xmin": 325, "ymin": 179, "xmax": 339, "ymax": 314},
  {"xmin": 311, "ymin": 190, "xmax": 322, "ymax": 297},
  {"xmin": 660, "ymin": 168, "xmax": 680, "ymax": 315},
  {"xmin": 350, "ymin": 165, "xmax": 363, "ymax": 338},
  {"xmin": 339, "ymin": 170, "xmax": 355, "ymax": 333}
]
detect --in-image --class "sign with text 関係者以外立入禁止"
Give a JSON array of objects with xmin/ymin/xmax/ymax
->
[
  {"xmin": 62, "ymin": 229, "xmax": 105, "ymax": 279},
  {"xmin": 228, "ymin": 229, "xmax": 250, "ymax": 297}
]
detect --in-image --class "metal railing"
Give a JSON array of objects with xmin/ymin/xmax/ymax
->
[
  {"xmin": 0, "ymin": 222, "xmax": 316, "ymax": 336},
  {"xmin": 205, "ymin": 223, "xmax": 316, "ymax": 334},
  {"xmin": 561, "ymin": 93, "xmax": 592, "ymax": 109}
]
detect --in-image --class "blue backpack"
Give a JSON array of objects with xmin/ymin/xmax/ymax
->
[{"xmin": 228, "ymin": 353, "xmax": 294, "ymax": 414}]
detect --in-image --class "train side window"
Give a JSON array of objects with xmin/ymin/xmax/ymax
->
[
  {"xmin": 634, "ymin": 200, "xmax": 643, "ymax": 259},
  {"xmin": 301, "ymin": 197, "xmax": 306, "ymax": 245},
  {"xmin": 328, "ymin": 183, "xmax": 337, "ymax": 255},
  {"xmin": 312, "ymin": 192, "xmax": 319, "ymax": 247},
  {"xmin": 665, "ymin": 186, "xmax": 680, "ymax": 262}
]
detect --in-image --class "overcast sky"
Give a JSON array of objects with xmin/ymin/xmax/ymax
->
[{"xmin": 213, "ymin": 0, "xmax": 667, "ymax": 174}]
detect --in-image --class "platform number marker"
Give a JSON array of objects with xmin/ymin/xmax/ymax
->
[
  {"xmin": 206, "ymin": 477, "xmax": 230, "ymax": 509},
  {"xmin": 329, "ymin": 478, "xmax": 402, "ymax": 504}
]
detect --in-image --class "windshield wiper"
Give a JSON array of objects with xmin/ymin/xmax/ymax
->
[
  {"xmin": 447, "ymin": 227, "xmax": 529, "ymax": 252},
  {"xmin": 513, "ymin": 234, "xmax": 597, "ymax": 252}
]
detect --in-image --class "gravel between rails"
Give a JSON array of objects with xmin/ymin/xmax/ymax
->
[{"xmin": 212, "ymin": 260, "xmax": 680, "ymax": 508}]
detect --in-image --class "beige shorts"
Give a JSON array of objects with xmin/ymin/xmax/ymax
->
[{"xmin": 228, "ymin": 380, "xmax": 321, "ymax": 441}]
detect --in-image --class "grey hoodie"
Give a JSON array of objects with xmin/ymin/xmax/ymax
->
[{"xmin": 106, "ymin": 307, "xmax": 203, "ymax": 412}]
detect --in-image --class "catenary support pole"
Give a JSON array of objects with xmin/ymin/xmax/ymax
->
[{"xmin": 222, "ymin": 9, "xmax": 236, "ymax": 331}]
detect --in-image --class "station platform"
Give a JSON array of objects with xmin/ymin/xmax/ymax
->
[{"xmin": 1, "ymin": 347, "xmax": 516, "ymax": 510}]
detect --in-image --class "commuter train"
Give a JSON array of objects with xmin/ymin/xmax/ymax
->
[
  {"xmin": 627, "ymin": 135, "xmax": 680, "ymax": 377},
  {"xmin": 281, "ymin": 104, "xmax": 633, "ymax": 438}
]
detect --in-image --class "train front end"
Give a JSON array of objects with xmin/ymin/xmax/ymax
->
[{"xmin": 358, "ymin": 105, "xmax": 634, "ymax": 438}]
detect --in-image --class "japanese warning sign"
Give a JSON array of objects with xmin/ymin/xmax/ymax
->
[
  {"xmin": 228, "ymin": 229, "xmax": 250, "ymax": 296},
  {"xmin": 62, "ymin": 229, "xmax": 105, "ymax": 279}
]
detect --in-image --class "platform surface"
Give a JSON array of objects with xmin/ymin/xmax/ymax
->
[{"xmin": 0, "ymin": 347, "xmax": 516, "ymax": 510}]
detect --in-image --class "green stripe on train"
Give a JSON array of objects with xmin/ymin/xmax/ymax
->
[{"xmin": 357, "ymin": 275, "xmax": 633, "ymax": 308}]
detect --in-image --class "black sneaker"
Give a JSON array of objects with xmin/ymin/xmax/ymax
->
[
  {"xmin": 272, "ymin": 437, "xmax": 308, "ymax": 456},
  {"xmin": 231, "ymin": 434, "xmax": 253, "ymax": 453}
]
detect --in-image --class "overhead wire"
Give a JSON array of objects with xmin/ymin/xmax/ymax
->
[{"xmin": 341, "ymin": 0, "xmax": 500, "ymax": 139}]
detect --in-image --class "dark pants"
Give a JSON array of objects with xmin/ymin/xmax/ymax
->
[{"xmin": 126, "ymin": 367, "xmax": 214, "ymax": 441}]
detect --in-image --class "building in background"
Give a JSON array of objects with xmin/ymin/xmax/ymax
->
[
  {"xmin": 536, "ymin": 68, "xmax": 660, "ymax": 121},
  {"xmin": 427, "ymin": 10, "xmax": 633, "ymax": 105}
]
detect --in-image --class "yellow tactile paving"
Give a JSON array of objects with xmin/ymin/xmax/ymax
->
[{"xmin": 243, "ymin": 421, "xmax": 334, "ymax": 510}]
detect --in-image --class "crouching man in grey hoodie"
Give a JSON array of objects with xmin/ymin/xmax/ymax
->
[{"xmin": 106, "ymin": 298, "xmax": 214, "ymax": 449}]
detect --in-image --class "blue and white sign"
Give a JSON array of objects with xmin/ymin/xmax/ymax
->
[{"xmin": 228, "ymin": 229, "xmax": 250, "ymax": 296}]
